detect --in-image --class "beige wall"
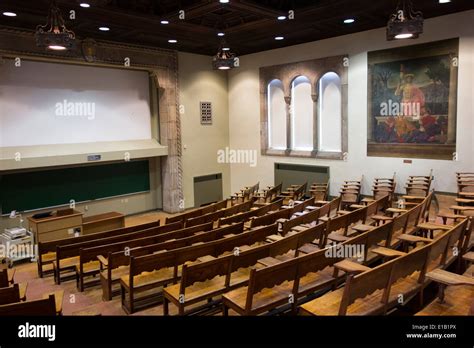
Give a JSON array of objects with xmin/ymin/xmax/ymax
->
[
  {"xmin": 228, "ymin": 10, "xmax": 474, "ymax": 197},
  {"xmin": 178, "ymin": 52, "xmax": 231, "ymax": 208}
]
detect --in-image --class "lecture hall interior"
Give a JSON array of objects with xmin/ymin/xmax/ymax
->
[{"xmin": 0, "ymin": 0, "xmax": 474, "ymax": 326}]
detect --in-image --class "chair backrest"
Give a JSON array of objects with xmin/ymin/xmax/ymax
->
[
  {"xmin": 327, "ymin": 213, "xmax": 350, "ymax": 236},
  {"xmin": 0, "ymin": 269, "xmax": 8, "ymax": 288},
  {"xmin": 246, "ymin": 258, "xmax": 299, "ymax": 311},
  {"xmin": 281, "ymin": 208, "xmax": 321, "ymax": 235},
  {"xmin": 426, "ymin": 230, "xmax": 451, "ymax": 271},
  {"xmin": 180, "ymin": 254, "xmax": 233, "ymax": 294},
  {"xmin": 0, "ymin": 283, "xmax": 20, "ymax": 305},
  {"xmin": 0, "ymin": 295, "xmax": 56, "ymax": 316},
  {"xmin": 339, "ymin": 260, "xmax": 393, "ymax": 315},
  {"xmin": 296, "ymin": 222, "xmax": 327, "ymax": 250},
  {"xmin": 405, "ymin": 203, "xmax": 423, "ymax": 233},
  {"xmin": 445, "ymin": 219, "xmax": 469, "ymax": 264},
  {"xmin": 249, "ymin": 208, "xmax": 291, "ymax": 228},
  {"xmin": 389, "ymin": 245, "xmax": 430, "ymax": 287}
]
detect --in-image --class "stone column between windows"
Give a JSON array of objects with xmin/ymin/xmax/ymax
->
[
  {"xmin": 312, "ymin": 93, "xmax": 319, "ymax": 155},
  {"xmin": 284, "ymin": 96, "xmax": 292, "ymax": 154}
]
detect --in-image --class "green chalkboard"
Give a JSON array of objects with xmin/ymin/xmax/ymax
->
[{"xmin": 0, "ymin": 160, "xmax": 150, "ymax": 214}]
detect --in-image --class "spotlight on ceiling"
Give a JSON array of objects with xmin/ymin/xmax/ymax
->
[
  {"xmin": 277, "ymin": 16, "xmax": 286, "ymax": 20},
  {"xmin": 439, "ymin": 0, "xmax": 451, "ymax": 3},
  {"xmin": 36, "ymin": 0, "xmax": 76, "ymax": 51},
  {"xmin": 217, "ymin": 32, "xmax": 225, "ymax": 37},
  {"xmin": 213, "ymin": 39, "xmax": 237, "ymax": 70},
  {"xmin": 168, "ymin": 39, "xmax": 178, "ymax": 43},
  {"xmin": 219, "ymin": 0, "xmax": 230, "ymax": 3},
  {"xmin": 79, "ymin": 3, "xmax": 90, "ymax": 8},
  {"xmin": 387, "ymin": 0, "xmax": 423, "ymax": 41},
  {"xmin": 99, "ymin": 26, "xmax": 110, "ymax": 31},
  {"xmin": 3, "ymin": 11, "xmax": 17, "ymax": 17},
  {"xmin": 161, "ymin": 20, "xmax": 169, "ymax": 24},
  {"xmin": 344, "ymin": 18, "xmax": 355, "ymax": 24},
  {"xmin": 275, "ymin": 36, "xmax": 284, "ymax": 40}
]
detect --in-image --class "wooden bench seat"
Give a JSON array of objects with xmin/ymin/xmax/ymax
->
[{"xmin": 37, "ymin": 219, "xmax": 161, "ymax": 278}]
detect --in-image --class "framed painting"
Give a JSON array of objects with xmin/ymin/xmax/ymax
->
[{"xmin": 367, "ymin": 39, "xmax": 459, "ymax": 160}]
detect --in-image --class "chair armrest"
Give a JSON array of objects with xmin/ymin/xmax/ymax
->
[
  {"xmin": 426, "ymin": 269, "xmax": 474, "ymax": 286},
  {"xmin": 371, "ymin": 247, "xmax": 406, "ymax": 259},
  {"xmin": 334, "ymin": 260, "xmax": 370, "ymax": 274},
  {"xmin": 97, "ymin": 255, "xmax": 108, "ymax": 267}
]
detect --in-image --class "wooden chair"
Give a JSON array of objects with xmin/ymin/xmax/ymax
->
[
  {"xmin": 278, "ymin": 183, "xmax": 307, "ymax": 205},
  {"xmin": 0, "ymin": 283, "xmax": 21, "ymax": 305},
  {"xmin": 255, "ymin": 183, "xmax": 283, "ymax": 204},
  {"xmin": 361, "ymin": 173, "xmax": 396, "ymax": 206},
  {"xmin": 165, "ymin": 200, "xmax": 228, "ymax": 224}
]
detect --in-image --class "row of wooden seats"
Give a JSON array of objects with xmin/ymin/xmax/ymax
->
[
  {"xmin": 120, "ymin": 223, "xmax": 279, "ymax": 313},
  {"xmin": 37, "ymin": 219, "xmax": 161, "ymax": 277},
  {"xmin": 185, "ymin": 199, "xmax": 254, "ymax": 228},
  {"xmin": 96, "ymin": 222, "xmax": 243, "ymax": 300},
  {"xmin": 217, "ymin": 199, "xmax": 284, "ymax": 227},
  {"xmin": 231, "ymin": 183, "xmax": 260, "ymax": 205},
  {"xmin": 254, "ymin": 183, "xmax": 283, "ymax": 204},
  {"xmin": 54, "ymin": 221, "xmax": 183, "ymax": 284},
  {"xmin": 221, "ymin": 218, "xmax": 409, "ymax": 316},
  {"xmin": 278, "ymin": 183, "xmax": 307, "ymax": 204},
  {"xmin": 77, "ymin": 222, "xmax": 214, "ymax": 292},
  {"xmin": 245, "ymin": 196, "xmax": 316, "ymax": 230},
  {"xmin": 164, "ymin": 201, "xmax": 398, "ymax": 315},
  {"xmin": 300, "ymin": 218, "xmax": 468, "ymax": 316},
  {"xmin": 163, "ymin": 221, "xmax": 329, "ymax": 315},
  {"xmin": 165, "ymin": 199, "xmax": 228, "ymax": 225}
]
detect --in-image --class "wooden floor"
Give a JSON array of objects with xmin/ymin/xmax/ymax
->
[{"xmin": 9, "ymin": 194, "xmax": 471, "ymax": 316}]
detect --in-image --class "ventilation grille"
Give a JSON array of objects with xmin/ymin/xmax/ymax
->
[{"xmin": 200, "ymin": 101, "xmax": 212, "ymax": 125}]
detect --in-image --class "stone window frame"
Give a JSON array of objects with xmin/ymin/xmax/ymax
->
[{"xmin": 260, "ymin": 55, "xmax": 349, "ymax": 160}]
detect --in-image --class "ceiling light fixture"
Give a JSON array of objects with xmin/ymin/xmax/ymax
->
[
  {"xmin": 275, "ymin": 36, "xmax": 284, "ymax": 40},
  {"xmin": 344, "ymin": 18, "xmax": 355, "ymax": 24},
  {"xmin": 161, "ymin": 20, "xmax": 169, "ymax": 24},
  {"xmin": 217, "ymin": 32, "xmax": 225, "ymax": 37},
  {"xmin": 277, "ymin": 16, "xmax": 286, "ymax": 20},
  {"xmin": 2, "ymin": 12, "xmax": 17, "ymax": 17},
  {"xmin": 213, "ymin": 39, "xmax": 237, "ymax": 70},
  {"xmin": 439, "ymin": 0, "xmax": 451, "ymax": 3},
  {"xmin": 35, "ymin": 0, "xmax": 76, "ymax": 51},
  {"xmin": 387, "ymin": 0, "xmax": 423, "ymax": 41},
  {"xmin": 99, "ymin": 26, "xmax": 110, "ymax": 31},
  {"xmin": 219, "ymin": 0, "xmax": 230, "ymax": 3},
  {"xmin": 79, "ymin": 3, "xmax": 90, "ymax": 8},
  {"xmin": 168, "ymin": 39, "xmax": 177, "ymax": 43}
]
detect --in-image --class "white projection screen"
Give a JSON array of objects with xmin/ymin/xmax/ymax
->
[{"xmin": 0, "ymin": 59, "xmax": 152, "ymax": 147}]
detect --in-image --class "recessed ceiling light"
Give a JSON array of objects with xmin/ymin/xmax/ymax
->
[
  {"xmin": 217, "ymin": 32, "xmax": 225, "ymax": 37},
  {"xmin": 161, "ymin": 20, "xmax": 169, "ymax": 24},
  {"xmin": 275, "ymin": 36, "xmax": 284, "ymax": 40},
  {"xmin": 222, "ymin": 47, "xmax": 230, "ymax": 51},
  {"xmin": 2, "ymin": 11, "xmax": 17, "ymax": 17},
  {"xmin": 99, "ymin": 26, "xmax": 110, "ymax": 31},
  {"xmin": 344, "ymin": 18, "xmax": 355, "ymax": 24},
  {"xmin": 168, "ymin": 39, "xmax": 177, "ymax": 43},
  {"xmin": 48, "ymin": 45, "xmax": 67, "ymax": 51},
  {"xmin": 277, "ymin": 16, "xmax": 286, "ymax": 20},
  {"xmin": 79, "ymin": 3, "xmax": 90, "ymax": 8},
  {"xmin": 439, "ymin": 0, "xmax": 451, "ymax": 3},
  {"xmin": 220, "ymin": 0, "xmax": 230, "ymax": 3},
  {"xmin": 395, "ymin": 33, "xmax": 414, "ymax": 39},
  {"xmin": 218, "ymin": 66, "xmax": 231, "ymax": 70}
]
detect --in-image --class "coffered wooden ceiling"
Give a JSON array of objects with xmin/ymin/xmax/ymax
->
[{"xmin": 1, "ymin": 0, "xmax": 473, "ymax": 55}]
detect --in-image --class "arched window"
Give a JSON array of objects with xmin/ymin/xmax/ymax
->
[
  {"xmin": 291, "ymin": 76, "xmax": 313, "ymax": 151},
  {"xmin": 267, "ymin": 79, "xmax": 286, "ymax": 150},
  {"xmin": 318, "ymin": 72, "xmax": 342, "ymax": 152}
]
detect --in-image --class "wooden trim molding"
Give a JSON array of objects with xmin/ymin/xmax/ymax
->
[{"xmin": 0, "ymin": 27, "xmax": 184, "ymax": 213}]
